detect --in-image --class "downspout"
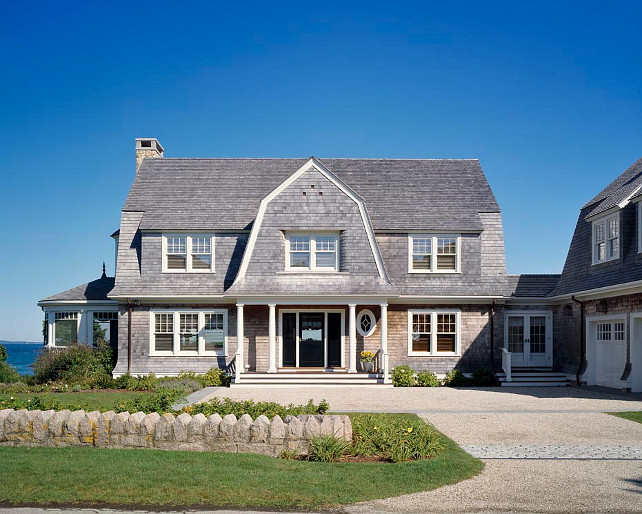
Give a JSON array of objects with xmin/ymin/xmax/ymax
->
[
  {"xmin": 126, "ymin": 299, "xmax": 133, "ymax": 374},
  {"xmin": 489, "ymin": 300, "xmax": 495, "ymax": 374},
  {"xmin": 571, "ymin": 296, "xmax": 586, "ymax": 386}
]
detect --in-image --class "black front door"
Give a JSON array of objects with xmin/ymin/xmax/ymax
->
[{"xmin": 299, "ymin": 313, "xmax": 324, "ymax": 367}]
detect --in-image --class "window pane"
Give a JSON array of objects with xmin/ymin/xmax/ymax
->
[
  {"xmin": 437, "ymin": 254, "xmax": 456, "ymax": 270},
  {"xmin": 316, "ymin": 251, "xmax": 336, "ymax": 268},
  {"xmin": 412, "ymin": 333, "xmax": 430, "ymax": 353},
  {"xmin": 55, "ymin": 319, "xmax": 77, "ymax": 346},
  {"xmin": 508, "ymin": 317, "xmax": 524, "ymax": 353},
  {"xmin": 192, "ymin": 254, "xmax": 211, "ymax": 269},
  {"xmin": 608, "ymin": 218, "xmax": 618, "ymax": 239},
  {"xmin": 315, "ymin": 236, "xmax": 336, "ymax": 252},
  {"xmin": 596, "ymin": 242, "xmax": 606, "ymax": 261},
  {"xmin": 180, "ymin": 314, "xmax": 198, "ymax": 351},
  {"xmin": 594, "ymin": 223, "xmax": 605, "ymax": 243},
  {"xmin": 436, "ymin": 334, "xmax": 455, "ymax": 352},
  {"xmin": 412, "ymin": 313, "xmax": 431, "ymax": 333},
  {"xmin": 437, "ymin": 238, "xmax": 457, "ymax": 254},
  {"xmin": 192, "ymin": 237, "xmax": 211, "ymax": 254},
  {"xmin": 154, "ymin": 334, "xmax": 173, "ymax": 352},
  {"xmin": 412, "ymin": 238, "xmax": 431, "ymax": 254},
  {"xmin": 167, "ymin": 237, "xmax": 186, "ymax": 253},
  {"xmin": 609, "ymin": 238, "xmax": 619, "ymax": 258},
  {"xmin": 289, "ymin": 235, "xmax": 310, "ymax": 251},
  {"xmin": 154, "ymin": 314, "xmax": 174, "ymax": 352},
  {"xmin": 412, "ymin": 255, "xmax": 431, "ymax": 270},
  {"xmin": 290, "ymin": 252, "xmax": 310, "ymax": 268},
  {"xmin": 204, "ymin": 313, "xmax": 224, "ymax": 351},
  {"xmin": 167, "ymin": 254, "xmax": 187, "ymax": 269}
]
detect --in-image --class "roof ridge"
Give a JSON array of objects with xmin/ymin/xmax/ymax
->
[{"xmin": 152, "ymin": 157, "xmax": 481, "ymax": 162}]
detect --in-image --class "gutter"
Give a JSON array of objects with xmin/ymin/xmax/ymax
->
[{"xmin": 571, "ymin": 296, "xmax": 587, "ymax": 385}]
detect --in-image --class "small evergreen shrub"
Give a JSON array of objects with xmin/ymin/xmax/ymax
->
[
  {"xmin": 116, "ymin": 388, "xmax": 185, "ymax": 414},
  {"xmin": 391, "ymin": 365, "xmax": 416, "ymax": 387},
  {"xmin": 202, "ymin": 367, "xmax": 231, "ymax": 387},
  {"xmin": 444, "ymin": 369, "xmax": 472, "ymax": 387},
  {"xmin": 471, "ymin": 368, "xmax": 497, "ymax": 386},
  {"xmin": 0, "ymin": 344, "xmax": 20, "ymax": 384},
  {"xmin": 184, "ymin": 398, "xmax": 329, "ymax": 419},
  {"xmin": 416, "ymin": 370, "xmax": 440, "ymax": 387}
]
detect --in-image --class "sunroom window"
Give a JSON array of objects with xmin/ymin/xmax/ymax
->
[
  {"xmin": 286, "ymin": 233, "xmax": 339, "ymax": 271},
  {"xmin": 592, "ymin": 213, "xmax": 619, "ymax": 264},
  {"xmin": 163, "ymin": 235, "xmax": 214, "ymax": 272},
  {"xmin": 54, "ymin": 312, "xmax": 78, "ymax": 347},
  {"xmin": 409, "ymin": 235, "xmax": 459, "ymax": 273}
]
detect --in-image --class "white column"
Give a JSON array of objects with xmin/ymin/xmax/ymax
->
[
  {"xmin": 47, "ymin": 312, "xmax": 55, "ymax": 347},
  {"xmin": 380, "ymin": 304, "xmax": 390, "ymax": 383},
  {"xmin": 235, "ymin": 304, "xmax": 244, "ymax": 383},
  {"xmin": 348, "ymin": 304, "xmax": 357, "ymax": 373},
  {"xmin": 268, "ymin": 304, "xmax": 277, "ymax": 373}
]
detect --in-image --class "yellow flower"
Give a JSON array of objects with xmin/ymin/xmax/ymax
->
[{"xmin": 407, "ymin": 427, "xmax": 413, "ymax": 433}]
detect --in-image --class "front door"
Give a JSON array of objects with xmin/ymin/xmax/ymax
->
[
  {"xmin": 299, "ymin": 313, "xmax": 324, "ymax": 367},
  {"xmin": 506, "ymin": 312, "xmax": 552, "ymax": 367}
]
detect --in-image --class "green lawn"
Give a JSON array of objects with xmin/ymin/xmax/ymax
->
[
  {"xmin": 0, "ymin": 391, "xmax": 156, "ymax": 412},
  {"xmin": 0, "ymin": 418, "xmax": 482, "ymax": 510},
  {"xmin": 607, "ymin": 411, "xmax": 642, "ymax": 424}
]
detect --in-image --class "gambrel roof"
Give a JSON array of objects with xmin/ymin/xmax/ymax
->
[{"xmin": 124, "ymin": 158, "xmax": 500, "ymax": 232}]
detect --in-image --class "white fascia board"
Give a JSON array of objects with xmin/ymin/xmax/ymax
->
[
  {"xmin": 549, "ymin": 279, "xmax": 642, "ymax": 302},
  {"xmin": 619, "ymin": 185, "xmax": 642, "ymax": 208},
  {"xmin": 235, "ymin": 295, "xmax": 395, "ymax": 306},
  {"xmin": 37, "ymin": 300, "xmax": 117, "ymax": 307},
  {"xmin": 233, "ymin": 157, "xmax": 388, "ymax": 283}
]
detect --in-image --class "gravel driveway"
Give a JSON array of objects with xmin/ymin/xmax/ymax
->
[{"xmin": 200, "ymin": 385, "xmax": 642, "ymax": 512}]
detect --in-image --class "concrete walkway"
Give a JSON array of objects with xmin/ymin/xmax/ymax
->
[{"xmin": 198, "ymin": 385, "xmax": 642, "ymax": 512}]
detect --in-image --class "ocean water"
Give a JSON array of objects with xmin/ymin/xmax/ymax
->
[{"xmin": 3, "ymin": 343, "xmax": 42, "ymax": 375}]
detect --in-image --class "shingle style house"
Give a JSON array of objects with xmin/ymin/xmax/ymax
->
[{"xmin": 38, "ymin": 140, "xmax": 642, "ymax": 391}]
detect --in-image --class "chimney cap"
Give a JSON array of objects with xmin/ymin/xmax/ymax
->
[{"xmin": 135, "ymin": 138, "xmax": 164, "ymax": 153}]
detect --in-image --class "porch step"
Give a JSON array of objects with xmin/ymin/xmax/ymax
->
[
  {"xmin": 496, "ymin": 369, "xmax": 570, "ymax": 387},
  {"xmin": 231, "ymin": 372, "xmax": 389, "ymax": 387}
]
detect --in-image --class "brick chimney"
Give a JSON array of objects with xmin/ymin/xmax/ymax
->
[{"xmin": 135, "ymin": 138, "xmax": 164, "ymax": 174}]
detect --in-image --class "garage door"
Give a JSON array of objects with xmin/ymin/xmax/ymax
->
[{"xmin": 593, "ymin": 321, "xmax": 626, "ymax": 389}]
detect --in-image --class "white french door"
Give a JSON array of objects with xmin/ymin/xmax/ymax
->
[{"xmin": 505, "ymin": 312, "xmax": 552, "ymax": 367}]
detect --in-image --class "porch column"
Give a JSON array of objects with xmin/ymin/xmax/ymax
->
[
  {"xmin": 348, "ymin": 304, "xmax": 357, "ymax": 373},
  {"xmin": 268, "ymin": 304, "xmax": 277, "ymax": 373},
  {"xmin": 235, "ymin": 303, "xmax": 244, "ymax": 383},
  {"xmin": 380, "ymin": 304, "xmax": 390, "ymax": 383}
]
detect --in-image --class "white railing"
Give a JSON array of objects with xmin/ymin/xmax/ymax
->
[{"xmin": 501, "ymin": 348, "xmax": 512, "ymax": 382}]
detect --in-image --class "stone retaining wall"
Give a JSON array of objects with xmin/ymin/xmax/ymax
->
[{"xmin": 0, "ymin": 409, "xmax": 352, "ymax": 457}]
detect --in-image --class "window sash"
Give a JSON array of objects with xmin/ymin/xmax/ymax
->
[
  {"xmin": 287, "ymin": 234, "xmax": 339, "ymax": 271},
  {"xmin": 152, "ymin": 311, "xmax": 226, "ymax": 355},
  {"xmin": 593, "ymin": 215, "xmax": 619, "ymax": 264},
  {"xmin": 409, "ymin": 311, "xmax": 459, "ymax": 355},
  {"xmin": 164, "ymin": 235, "xmax": 214, "ymax": 272}
]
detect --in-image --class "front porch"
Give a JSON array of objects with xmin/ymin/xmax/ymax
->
[{"xmin": 231, "ymin": 301, "xmax": 391, "ymax": 385}]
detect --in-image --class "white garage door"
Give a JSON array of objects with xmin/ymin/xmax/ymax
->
[{"xmin": 593, "ymin": 321, "xmax": 626, "ymax": 389}]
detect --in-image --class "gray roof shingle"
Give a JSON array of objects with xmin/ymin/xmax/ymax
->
[
  {"xmin": 124, "ymin": 158, "xmax": 499, "ymax": 232},
  {"xmin": 506, "ymin": 274, "xmax": 560, "ymax": 298},
  {"xmin": 583, "ymin": 157, "xmax": 642, "ymax": 218},
  {"xmin": 40, "ymin": 275, "xmax": 115, "ymax": 303}
]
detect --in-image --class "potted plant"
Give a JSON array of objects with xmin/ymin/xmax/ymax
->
[{"xmin": 360, "ymin": 351, "xmax": 375, "ymax": 373}]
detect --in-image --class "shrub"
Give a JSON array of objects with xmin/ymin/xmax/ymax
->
[
  {"xmin": 350, "ymin": 413, "xmax": 443, "ymax": 462},
  {"xmin": 156, "ymin": 378, "xmax": 202, "ymax": 394},
  {"xmin": 116, "ymin": 388, "xmax": 185, "ymax": 414},
  {"xmin": 444, "ymin": 369, "xmax": 471, "ymax": 387},
  {"xmin": 416, "ymin": 370, "xmax": 440, "ymax": 387},
  {"xmin": 184, "ymin": 398, "xmax": 329, "ymax": 419},
  {"xmin": 32, "ymin": 342, "xmax": 113, "ymax": 385},
  {"xmin": 307, "ymin": 435, "xmax": 351, "ymax": 462},
  {"xmin": 471, "ymin": 368, "xmax": 497, "ymax": 386},
  {"xmin": 202, "ymin": 367, "xmax": 231, "ymax": 387},
  {"xmin": 0, "ymin": 394, "xmax": 88, "ymax": 412},
  {"xmin": 391, "ymin": 365, "xmax": 416, "ymax": 387},
  {"xmin": 0, "ymin": 344, "xmax": 20, "ymax": 384}
]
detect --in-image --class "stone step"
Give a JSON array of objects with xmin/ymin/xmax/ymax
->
[
  {"xmin": 232, "ymin": 372, "xmax": 388, "ymax": 387},
  {"xmin": 499, "ymin": 381, "xmax": 569, "ymax": 387}
]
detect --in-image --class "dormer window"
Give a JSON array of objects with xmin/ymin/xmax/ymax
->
[
  {"xmin": 592, "ymin": 213, "xmax": 619, "ymax": 264},
  {"xmin": 408, "ymin": 235, "xmax": 460, "ymax": 273},
  {"xmin": 286, "ymin": 233, "xmax": 339, "ymax": 271},
  {"xmin": 162, "ymin": 234, "xmax": 215, "ymax": 273}
]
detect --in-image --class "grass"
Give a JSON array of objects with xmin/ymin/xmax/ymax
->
[
  {"xmin": 0, "ymin": 414, "xmax": 482, "ymax": 510},
  {"xmin": 0, "ymin": 391, "xmax": 156, "ymax": 412},
  {"xmin": 607, "ymin": 411, "xmax": 642, "ymax": 424}
]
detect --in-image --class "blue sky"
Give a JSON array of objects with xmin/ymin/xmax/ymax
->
[{"xmin": 0, "ymin": 1, "xmax": 640, "ymax": 341}]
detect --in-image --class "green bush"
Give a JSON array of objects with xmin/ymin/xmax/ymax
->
[
  {"xmin": 0, "ymin": 344, "xmax": 20, "ymax": 384},
  {"xmin": 0, "ymin": 394, "xmax": 88, "ymax": 412},
  {"xmin": 350, "ymin": 413, "xmax": 444, "ymax": 462},
  {"xmin": 416, "ymin": 370, "xmax": 440, "ymax": 387},
  {"xmin": 444, "ymin": 369, "xmax": 471, "ymax": 387},
  {"xmin": 471, "ymin": 368, "xmax": 497, "ymax": 386},
  {"xmin": 307, "ymin": 435, "xmax": 350, "ymax": 462},
  {"xmin": 391, "ymin": 365, "xmax": 416, "ymax": 387},
  {"xmin": 184, "ymin": 398, "xmax": 329, "ymax": 419},
  {"xmin": 32, "ymin": 343, "xmax": 113, "ymax": 385},
  {"xmin": 116, "ymin": 388, "xmax": 185, "ymax": 414},
  {"xmin": 202, "ymin": 367, "xmax": 231, "ymax": 387},
  {"xmin": 156, "ymin": 378, "xmax": 202, "ymax": 394}
]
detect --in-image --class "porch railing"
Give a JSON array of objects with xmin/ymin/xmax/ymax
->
[{"xmin": 501, "ymin": 348, "xmax": 512, "ymax": 382}]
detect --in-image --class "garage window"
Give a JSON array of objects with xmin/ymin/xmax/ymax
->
[
  {"xmin": 596, "ymin": 323, "xmax": 611, "ymax": 341},
  {"xmin": 614, "ymin": 322, "xmax": 625, "ymax": 341}
]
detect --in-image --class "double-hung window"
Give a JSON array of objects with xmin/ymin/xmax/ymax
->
[
  {"xmin": 286, "ymin": 233, "xmax": 339, "ymax": 271},
  {"xmin": 54, "ymin": 312, "xmax": 78, "ymax": 347},
  {"xmin": 409, "ymin": 235, "xmax": 460, "ymax": 272},
  {"xmin": 151, "ymin": 310, "xmax": 228, "ymax": 355},
  {"xmin": 592, "ymin": 213, "xmax": 619, "ymax": 264},
  {"xmin": 408, "ymin": 310, "xmax": 460, "ymax": 356},
  {"xmin": 163, "ymin": 234, "xmax": 215, "ymax": 272}
]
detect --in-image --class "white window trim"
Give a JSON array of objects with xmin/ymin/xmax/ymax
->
[
  {"xmin": 591, "ymin": 212, "xmax": 619, "ymax": 265},
  {"xmin": 149, "ymin": 309, "xmax": 228, "ymax": 357},
  {"xmin": 356, "ymin": 309, "xmax": 377, "ymax": 337},
  {"xmin": 407, "ymin": 309, "xmax": 461, "ymax": 357},
  {"xmin": 50, "ymin": 311, "xmax": 81, "ymax": 348},
  {"xmin": 407, "ymin": 235, "xmax": 461, "ymax": 274},
  {"xmin": 285, "ymin": 232, "xmax": 340, "ymax": 272},
  {"xmin": 162, "ymin": 234, "xmax": 215, "ymax": 273}
]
